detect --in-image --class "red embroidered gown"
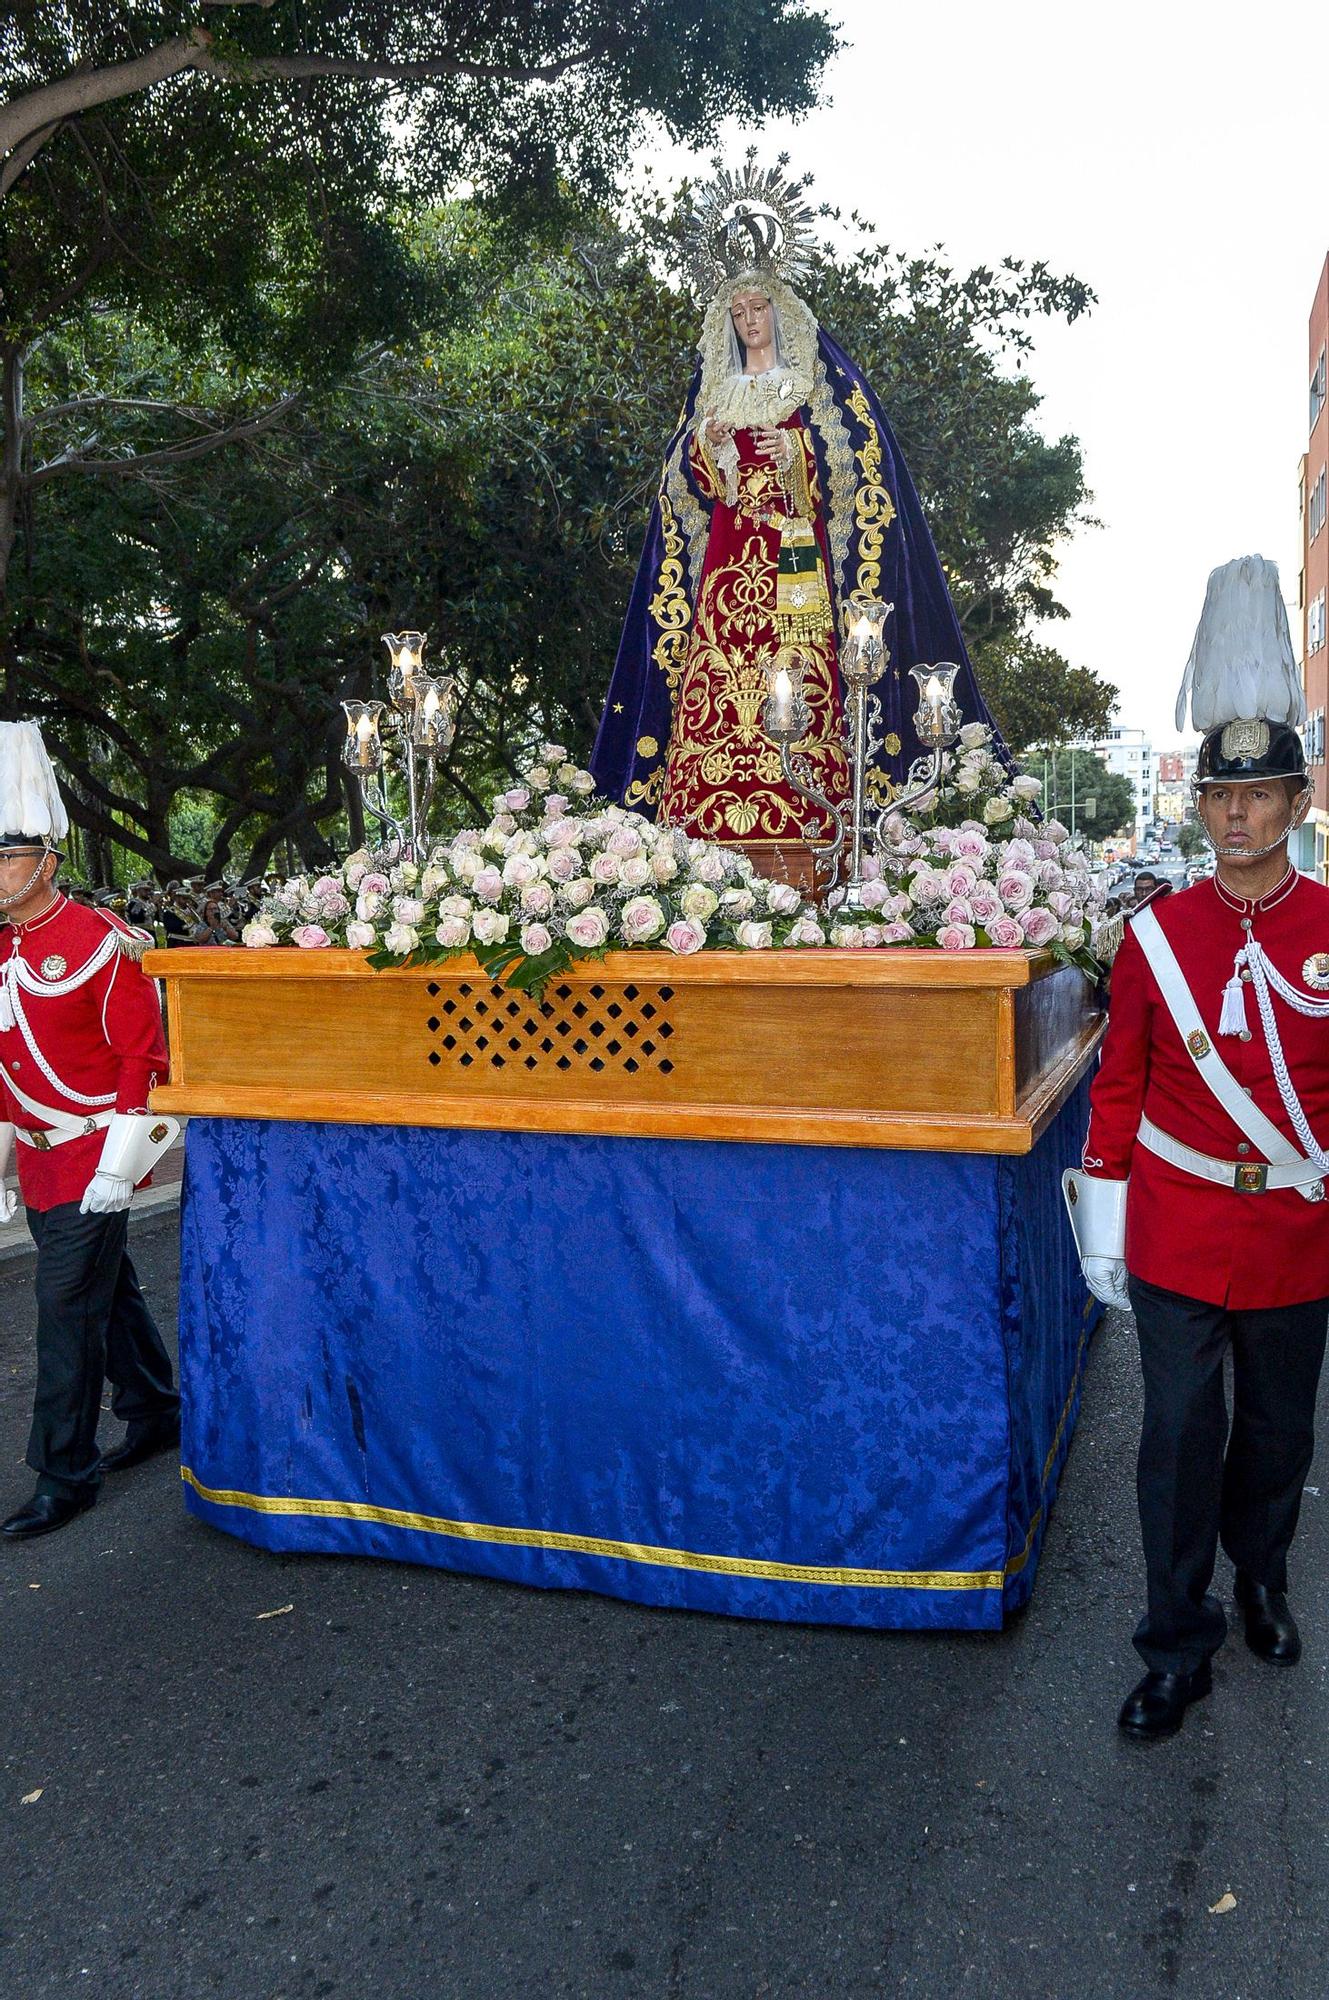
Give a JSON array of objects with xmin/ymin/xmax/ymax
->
[{"xmin": 658, "ymin": 415, "xmax": 851, "ymax": 840}]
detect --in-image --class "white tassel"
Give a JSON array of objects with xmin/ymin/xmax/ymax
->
[{"xmin": 1219, "ymin": 950, "xmax": 1249, "ymax": 1036}]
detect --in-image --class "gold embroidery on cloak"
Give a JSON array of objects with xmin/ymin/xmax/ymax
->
[{"xmin": 845, "ymin": 384, "xmax": 897, "ymax": 602}]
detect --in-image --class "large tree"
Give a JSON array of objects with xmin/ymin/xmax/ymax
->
[{"xmin": 0, "ymin": 0, "xmax": 836, "ymax": 595}]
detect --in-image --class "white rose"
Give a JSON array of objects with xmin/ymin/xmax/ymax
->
[
  {"xmin": 471, "ymin": 909, "xmax": 510, "ymax": 945},
  {"xmin": 452, "ymin": 849, "xmax": 482, "ymax": 883},
  {"xmin": 241, "ymin": 920, "xmax": 278, "ymax": 948},
  {"xmin": 786, "ymin": 916, "xmax": 826, "ymax": 946},
  {"xmin": 520, "ymin": 880, "xmax": 554, "ymax": 917},
  {"xmin": 434, "ymin": 916, "xmax": 471, "ymax": 948},
  {"xmin": 690, "ymin": 848, "xmax": 727, "ymax": 886},
  {"xmin": 680, "ymin": 883, "xmax": 719, "ymax": 922},
  {"xmin": 1011, "ymin": 774, "xmax": 1043, "ymax": 800},
  {"xmin": 983, "ymin": 796, "xmax": 1014, "ymax": 824},
  {"xmin": 356, "ymin": 889, "xmax": 385, "ymax": 922},
  {"xmin": 547, "ymin": 847, "xmax": 581, "ymax": 883},
  {"xmin": 520, "ymin": 922, "xmax": 553, "ymax": 954},
  {"xmin": 766, "ymin": 882, "xmax": 801, "ymax": 916},
  {"xmin": 954, "ymin": 770, "xmax": 982, "ymax": 795},
  {"xmin": 719, "ymin": 887, "xmax": 756, "ymax": 918},
  {"xmin": 440, "ymin": 893, "xmax": 473, "ymax": 918},
  {"xmin": 619, "ymin": 855, "xmax": 653, "ymax": 890},
  {"xmin": 345, "ymin": 921, "xmax": 377, "ymax": 950},
  {"xmin": 560, "ymin": 878, "xmax": 595, "ymax": 910},
  {"xmin": 502, "ymin": 854, "xmax": 540, "ymax": 888},
  {"xmin": 568, "ymin": 771, "xmax": 597, "ymax": 795},
  {"xmin": 566, "ymin": 906, "xmax": 610, "ymax": 949},
  {"xmin": 735, "ymin": 920, "xmax": 773, "ymax": 950},
  {"xmin": 526, "ymin": 766, "xmax": 550, "ymax": 791},
  {"xmin": 590, "ymin": 851, "xmax": 622, "ymax": 885},
  {"xmin": 382, "ymin": 922, "xmax": 419, "ymax": 955},
  {"xmin": 392, "ymin": 896, "xmax": 425, "ymax": 926},
  {"xmin": 620, "ymin": 895, "xmax": 666, "ymax": 943},
  {"xmin": 958, "ymin": 722, "xmax": 990, "ymax": 750},
  {"xmin": 651, "ymin": 849, "xmax": 679, "ymax": 885}
]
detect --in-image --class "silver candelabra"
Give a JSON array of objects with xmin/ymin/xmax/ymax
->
[
  {"xmin": 340, "ymin": 631, "xmax": 456, "ymax": 859},
  {"xmin": 759, "ymin": 600, "xmax": 964, "ymax": 905}
]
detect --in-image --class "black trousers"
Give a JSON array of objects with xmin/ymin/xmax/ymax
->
[
  {"xmin": 25, "ymin": 1203, "xmax": 179, "ymax": 1498},
  {"xmin": 1128, "ymin": 1274, "xmax": 1329, "ymax": 1673}
]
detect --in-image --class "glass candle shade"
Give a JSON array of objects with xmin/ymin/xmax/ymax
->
[
  {"xmin": 760, "ymin": 650, "xmax": 811, "ymax": 742},
  {"xmin": 839, "ymin": 599, "xmax": 893, "ymax": 684},
  {"xmin": 381, "ymin": 630, "xmax": 428, "ymax": 715},
  {"xmin": 909, "ymin": 663, "xmax": 962, "ymax": 748},
  {"xmin": 342, "ymin": 699, "xmax": 386, "ymax": 773},
  {"xmin": 411, "ymin": 673, "xmax": 456, "ymax": 756}
]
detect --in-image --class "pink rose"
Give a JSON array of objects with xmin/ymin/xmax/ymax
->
[
  {"xmin": 858, "ymin": 878, "xmax": 890, "ymax": 911},
  {"xmin": 520, "ymin": 880, "xmax": 554, "ymax": 917},
  {"xmin": 997, "ymin": 870, "xmax": 1035, "ymax": 912},
  {"xmin": 565, "ymin": 907, "xmax": 610, "ymax": 949},
  {"xmin": 291, "ymin": 924, "xmax": 331, "ymax": 949},
  {"xmin": 665, "ymin": 918, "xmax": 707, "ymax": 955},
  {"xmin": 472, "ymin": 866, "xmax": 504, "ymax": 904},
  {"xmin": 944, "ymin": 897, "xmax": 974, "ymax": 925},
  {"xmin": 989, "ymin": 915, "xmax": 1027, "ymax": 948},
  {"xmin": 1003, "ymin": 839, "xmax": 1036, "ymax": 867},
  {"xmin": 502, "ymin": 855, "xmax": 539, "ymax": 888},
  {"xmin": 1034, "ymin": 839, "xmax": 1058, "ymax": 861},
  {"xmin": 543, "ymin": 817, "xmax": 581, "ymax": 849},
  {"xmin": 881, "ymin": 920, "xmax": 916, "ymax": 943},
  {"xmin": 1047, "ymin": 891, "xmax": 1076, "ymax": 921},
  {"xmin": 519, "ymin": 923, "xmax": 553, "ymax": 955},
  {"xmin": 502, "ymin": 788, "xmax": 531, "ymax": 813},
  {"xmin": 392, "ymin": 896, "xmax": 425, "ymax": 926},
  {"xmin": 434, "ymin": 916, "xmax": 470, "ymax": 948},
  {"xmin": 359, "ymin": 872, "xmax": 390, "ymax": 897},
  {"xmin": 1022, "ymin": 906, "xmax": 1060, "ymax": 946},
  {"xmin": 590, "ymin": 851, "xmax": 622, "ymax": 884},
  {"xmin": 1037, "ymin": 860, "xmax": 1064, "ymax": 891},
  {"xmin": 608, "ymin": 826, "xmax": 643, "ymax": 857},
  {"xmin": 969, "ymin": 888, "xmax": 1002, "ymax": 924},
  {"xmin": 936, "ymin": 922, "xmax": 976, "ymax": 950},
  {"xmin": 310, "ymin": 874, "xmax": 342, "ymax": 899},
  {"xmin": 954, "ymin": 830, "xmax": 989, "ymax": 862},
  {"xmin": 546, "ymin": 848, "xmax": 579, "ymax": 882},
  {"xmin": 946, "ymin": 863, "xmax": 978, "ymax": 897},
  {"xmin": 316, "ymin": 889, "xmax": 350, "ymax": 919},
  {"xmin": 542, "ymin": 793, "xmax": 570, "ymax": 818},
  {"xmin": 690, "ymin": 849, "xmax": 726, "ymax": 886}
]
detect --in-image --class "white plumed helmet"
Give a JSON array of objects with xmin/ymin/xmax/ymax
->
[
  {"xmin": 1175, "ymin": 554, "xmax": 1306, "ymax": 734},
  {"xmin": 0, "ymin": 720, "xmax": 70, "ymax": 849}
]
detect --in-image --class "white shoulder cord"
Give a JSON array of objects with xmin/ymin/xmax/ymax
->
[
  {"xmin": 7, "ymin": 977, "xmax": 117, "ymax": 1107},
  {"xmin": 1237, "ymin": 941, "xmax": 1329, "ymax": 1173}
]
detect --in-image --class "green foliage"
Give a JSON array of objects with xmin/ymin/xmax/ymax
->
[{"xmin": 1176, "ymin": 818, "xmax": 1206, "ymax": 859}]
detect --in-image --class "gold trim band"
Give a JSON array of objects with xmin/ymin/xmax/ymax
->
[{"xmin": 180, "ymin": 1311, "xmax": 1093, "ymax": 1598}]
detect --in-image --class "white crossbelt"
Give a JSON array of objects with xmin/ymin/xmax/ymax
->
[
  {"xmin": 1137, "ymin": 1114, "xmax": 1326, "ymax": 1196},
  {"xmin": 2, "ymin": 1069, "xmax": 114, "ymax": 1149},
  {"xmin": 1130, "ymin": 903, "xmax": 1324, "ymax": 1205}
]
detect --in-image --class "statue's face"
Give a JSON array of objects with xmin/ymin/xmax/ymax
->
[{"xmin": 730, "ymin": 290, "xmax": 774, "ymax": 353}]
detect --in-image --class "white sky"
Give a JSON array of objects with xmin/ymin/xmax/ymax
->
[{"xmin": 647, "ymin": 0, "xmax": 1327, "ymax": 752}]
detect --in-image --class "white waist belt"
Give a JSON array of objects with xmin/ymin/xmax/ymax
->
[
  {"xmin": 1138, "ymin": 1115, "xmax": 1327, "ymax": 1198},
  {"xmin": 13, "ymin": 1110, "xmax": 113, "ymax": 1151}
]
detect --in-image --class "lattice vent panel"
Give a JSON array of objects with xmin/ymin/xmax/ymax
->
[{"xmin": 425, "ymin": 981, "xmax": 676, "ymax": 1077}]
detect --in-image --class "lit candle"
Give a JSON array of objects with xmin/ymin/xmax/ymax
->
[
  {"xmin": 925, "ymin": 673, "xmax": 945, "ymax": 728},
  {"xmin": 355, "ymin": 714, "xmax": 375, "ymax": 768}
]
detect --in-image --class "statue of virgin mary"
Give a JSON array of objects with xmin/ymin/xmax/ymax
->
[{"xmin": 590, "ymin": 160, "xmax": 1006, "ymax": 841}]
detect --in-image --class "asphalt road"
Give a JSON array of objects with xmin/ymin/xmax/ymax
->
[{"xmin": 2, "ymin": 1213, "xmax": 1328, "ymax": 2000}]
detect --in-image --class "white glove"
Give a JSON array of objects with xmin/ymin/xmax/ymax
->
[
  {"xmin": 80, "ymin": 1171, "xmax": 135, "ymax": 1216},
  {"xmin": 1083, "ymin": 1256, "xmax": 1132, "ymax": 1311},
  {"xmin": 1, "ymin": 1121, "xmax": 16, "ymax": 1220}
]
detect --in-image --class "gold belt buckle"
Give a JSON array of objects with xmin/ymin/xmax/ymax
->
[
  {"xmin": 29, "ymin": 1130, "xmax": 52, "ymax": 1152},
  {"xmin": 1233, "ymin": 1162, "xmax": 1268, "ymax": 1193}
]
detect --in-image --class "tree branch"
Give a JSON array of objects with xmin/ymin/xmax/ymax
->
[{"xmin": 28, "ymin": 391, "xmax": 303, "ymax": 485}]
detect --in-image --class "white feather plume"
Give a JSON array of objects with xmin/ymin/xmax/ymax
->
[
  {"xmin": 1175, "ymin": 555, "xmax": 1306, "ymax": 733},
  {"xmin": 0, "ymin": 721, "xmax": 70, "ymax": 841}
]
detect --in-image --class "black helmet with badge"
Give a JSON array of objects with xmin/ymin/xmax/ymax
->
[
  {"xmin": 1195, "ymin": 716, "xmax": 1308, "ymax": 786},
  {"xmin": 1177, "ymin": 556, "xmax": 1309, "ymax": 795}
]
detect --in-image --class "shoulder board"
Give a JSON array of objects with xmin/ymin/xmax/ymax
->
[{"xmin": 88, "ymin": 906, "xmax": 153, "ymax": 961}]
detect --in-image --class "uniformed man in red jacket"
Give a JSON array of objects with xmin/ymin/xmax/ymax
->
[
  {"xmin": 0, "ymin": 723, "xmax": 180, "ymax": 1540},
  {"xmin": 1065, "ymin": 556, "xmax": 1329, "ymax": 1737}
]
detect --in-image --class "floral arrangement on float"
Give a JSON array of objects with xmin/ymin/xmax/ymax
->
[{"xmin": 239, "ymin": 729, "xmax": 1106, "ymax": 990}]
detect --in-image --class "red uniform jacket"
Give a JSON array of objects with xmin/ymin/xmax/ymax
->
[
  {"xmin": 1085, "ymin": 872, "xmax": 1329, "ymax": 1308},
  {"xmin": 0, "ymin": 895, "xmax": 167, "ymax": 1211}
]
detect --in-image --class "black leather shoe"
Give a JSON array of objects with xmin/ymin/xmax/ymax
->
[
  {"xmin": 1234, "ymin": 1571, "xmax": 1302, "ymax": 1663},
  {"xmin": 99, "ymin": 1412, "xmax": 181, "ymax": 1474},
  {"xmin": 1117, "ymin": 1660, "xmax": 1213, "ymax": 1739},
  {"xmin": 2, "ymin": 1490, "xmax": 96, "ymax": 1540}
]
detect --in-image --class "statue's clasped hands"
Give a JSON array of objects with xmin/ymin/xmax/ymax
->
[{"xmin": 753, "ymin": 427, "xmax": 795, "ymax": 470}]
